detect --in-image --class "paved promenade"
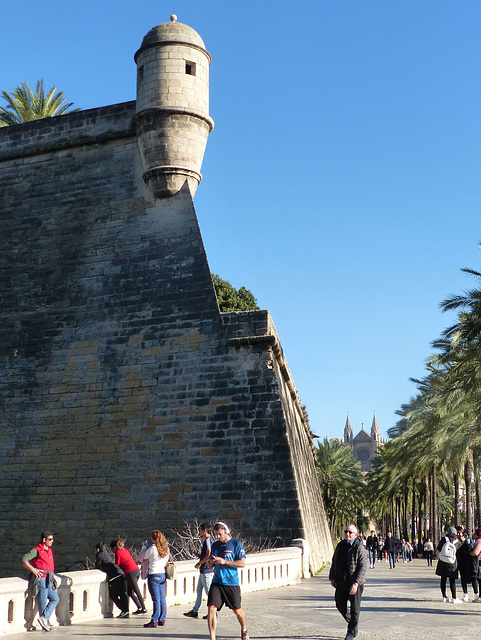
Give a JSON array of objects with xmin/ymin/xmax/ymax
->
[{"xmin": 10, "ymin": 559, "xmax": 481, "ymax": 640}]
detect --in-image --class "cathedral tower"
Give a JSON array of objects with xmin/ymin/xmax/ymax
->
[
  {"xmin": 344, "ymin": 414, "xmax": 353, "ymax": 443},
  {"xmin": 133, "ymin": 15, "xmax": 214, "ymax": 198},
  {"xmin": 371, "ymin": 413, "xmax": 380, "ymax": 446}
]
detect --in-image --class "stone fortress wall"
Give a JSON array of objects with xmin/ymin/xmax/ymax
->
[{"xmin": 0, "ymin": 18, "xmax": 332, "ymax": 577}]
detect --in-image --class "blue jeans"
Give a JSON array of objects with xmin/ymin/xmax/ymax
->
[
  {"xmin": 147, "ymin": 573, "xmax": 166, "ymax": 623},
  {"xmin": 368, "ymin": 550, "xmax": 376, "ymax": 566},
  {"xmin": 388, "ymin": 551, "xmax": 396, "ymax": 568},
  {"xmin": 193, "ymin": 572, "xmax": 213, "ymax": 612},
  {"xmin": 37, "ymin": 578, "xmax": 59, "ymax": 621}
]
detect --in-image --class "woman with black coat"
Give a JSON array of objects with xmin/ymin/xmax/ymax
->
[
  {"xmin": 457, "ymin": 530, "xmax": 478, "ymax": 601},
  {"xmin": 435, "ymin": 527, "xmax": 461, "ymax": 603},
  {"xmin": 95, "ymin": 543, "xmax": 130, "ymax": 617}
]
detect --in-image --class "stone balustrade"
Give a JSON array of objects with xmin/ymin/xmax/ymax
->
[{"xmin": 1, "ymin": 546, "xmax": 306, "ymax": 635}]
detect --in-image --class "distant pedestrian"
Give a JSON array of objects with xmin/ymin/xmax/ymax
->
[
  {"xmin": 424, "ymin": 538, "xmax": 434, "ymax": 566},
  {"xmin": 385, "ymin": 531, "xmax": 398, "ymax": 569},
  {"xmin": 207, "ymin": 521, "xmax": 249, "ymax": 640},
  {"xmin": 183, "ymin": 523, "xmax": 214, "ymax": 619},
  {"xmin": 412, "ymin": 541, "xmax": 418, "ymax": 559},
  {"xmin": 436, "ymin": 527, "xmax": 461, "ymax": 603},
  {"xmin": 405, "ymin": 540, "xmax": 413, "ymax": 562},
  {"xmin": 377, "ymin": 537, "xmax": 384, "ymax": 562},
  {"xmin": 21, "ymin": 531, "xmax": 59, "ymax": 632},
  {"xmin": 366, "ymin": 530, "xmax": 378, "ymax": 569},
  {"xmin": 329, "ymin": 524, "xmax": 368, "ymax": 640},
  {"xmin": 401, "ymin": 539, "xmax": 408, "ymax": 563}
]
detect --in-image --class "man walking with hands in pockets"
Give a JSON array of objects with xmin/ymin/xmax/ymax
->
[{"xmin": 329, "ymin": 524, "xmax": 367, "ymax": 640}]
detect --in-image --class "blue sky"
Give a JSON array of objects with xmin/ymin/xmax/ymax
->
[{"xmin": 2, "ymin": 1, "xmax": 481, "ymax": 441}]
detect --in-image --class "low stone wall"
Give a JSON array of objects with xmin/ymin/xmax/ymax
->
[{"xmin": 1, "ymin": 546, "xmax": 304, "ymax": 635}]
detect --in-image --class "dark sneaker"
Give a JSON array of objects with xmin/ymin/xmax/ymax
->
[
  {"xmin": 183, "ymin": 610, "xmax": 198, "ymax": 618},
  {"xmin": 158, "ymin": 621, "xmax": 165, "ymax": 626},
  {"xmin": 118, "ymin": 612, "xmax": 129, "ymax": 618},
  {"xmin": 132, "ymin": 609, "xmax": 147, "ymax": 615},
  {"xmin": 143, "ymin": 621, "xmax": 158, "ymax": 628}
]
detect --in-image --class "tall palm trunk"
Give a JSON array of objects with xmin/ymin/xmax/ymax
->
[
  {"xmin": 454, "ymin": 471, "xmax": 460, "ymax": 528},
  {"xmin": 402, "ymin": 489, "xmax": 409, "ymax": 538},
  {"xmin": 423, "ymin": 474, "xmax": 429, "ymax": 541},
  {"xmin": 418, "ymin": 484, "xmax": 423, "ymax": 548},
  {"xmin": 429, "ymin": 468, "xmax": 434, "ymax": 540},
  {"xmin": 396, "ymin": 496, "xmax": 402, "ymax": 539},
  {"xmin": 411, "ymin": 479, "xmax": 416, "ymax": 542},
  {"xmin": 474, "ymin": 449, "xmax": 481, "ymax": 528},
  {"xmin": 464, "ymin": 453, "xmax": 473, "ymax": 537},
  {"xmin": 430, "ymin": 464, "xmax": 439, "ymax": 546}
]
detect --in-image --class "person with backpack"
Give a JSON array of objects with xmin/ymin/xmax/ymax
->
[{"xmin": 436, "ymin": 527, "xmax": 461, "ymax": 603}]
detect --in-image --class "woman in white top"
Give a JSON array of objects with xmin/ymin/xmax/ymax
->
[
  {"xmin": 424, "ymin": 538, "xmax": 434, "ymax": 566},
  {"xmin": 142, "ymin": 530, "xmax": 170, "ymax": 628}
]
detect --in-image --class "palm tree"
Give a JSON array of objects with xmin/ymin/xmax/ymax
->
[
  {"xmin": 433, "ymin": 268, "xmax": 481, "ymax": 533},
  {"xmin": 0, "ymin": 79, "xmax": 79, "ymax": 126},
  {"xmin": 316, "ymin": 438, "xmax": 364, "ymax": 538}
]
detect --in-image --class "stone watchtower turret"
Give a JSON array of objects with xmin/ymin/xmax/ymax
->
[{"xmin": 133, "ymin": 15, "xmax": 214, "ymax": 198}]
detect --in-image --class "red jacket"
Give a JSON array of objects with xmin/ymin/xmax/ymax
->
[
  {"xmin": 31, "ymin": 543, "xmax": 55, "ymax": 576},
  {"xmin": 115, "ymin": 548, "xmax": 138, "ymax": 574}
]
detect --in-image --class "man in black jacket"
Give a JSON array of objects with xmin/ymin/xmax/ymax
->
[
  {"xmin": 329, "ymin": 524, "xmax": 367, "ymax": 640},
  {"xmin": 384, "ymin": 531, "xmax": 399, "ymax": 569},
  {"xmin": 366, "ymin": 530, "xmax": 378, "ymax": 569}
]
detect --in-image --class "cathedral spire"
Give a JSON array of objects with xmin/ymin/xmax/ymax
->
[
  {"xmin": 344, "ymin": 414, "xmax": 353, "ymax": 443},
  {"xmin": 371, "ymin": 412, "xmax": 380, "ymax": 443}
]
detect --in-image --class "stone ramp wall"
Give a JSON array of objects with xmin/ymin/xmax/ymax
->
[{"xmin": 0, "ymin": 104, "xmax": 332, "ymax": 577}]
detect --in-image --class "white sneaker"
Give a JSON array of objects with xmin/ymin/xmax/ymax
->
[
  {"xmin": 38, "ymin": 617, "xmax": 50, "ymax": 632},
  {"xmin": 462, "ymin": 594, "xmax": 470, "ymax": 602},
  {"xmin": 451, "ymin": 598, "xmax": 462, "ymax": 604},
  {"xmin": 443, "ymin": 597, "xmax": 449, "ymax": 603}
]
